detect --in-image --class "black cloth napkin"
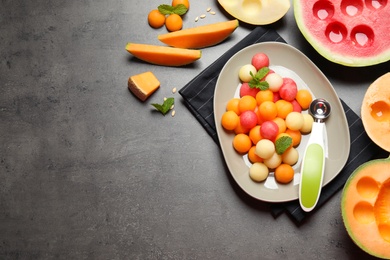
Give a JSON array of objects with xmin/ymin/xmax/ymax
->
[{"xmin": 179, "ymin": 26, "xmax": 387, "ymax": 223}]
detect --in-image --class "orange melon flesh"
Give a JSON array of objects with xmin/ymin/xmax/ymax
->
[
  {"xmin": 125, "ymin": 43, "xmax": 201, "ymax": 67},
  {"xmin": 128, "ymin": 71, "xmax": 160, "ymax": 101},
  {"xmin": 341, "ymin": 159, "xmax": 390, "ymax": 259},
  {"xmin": 158, "ymin": 20, "xmax": 239, "ymax": 49},
  {"xmin": 361, "ymin": 73, "xmax": 390, "ymax": 152}
]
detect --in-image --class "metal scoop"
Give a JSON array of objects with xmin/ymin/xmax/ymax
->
[{"xmin": 299, "ymin": 98, "xmax": 331, "ymax": 212}]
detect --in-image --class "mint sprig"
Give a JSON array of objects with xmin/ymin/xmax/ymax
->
[
  {"xmin": 158, "ymin": 4, "xmax": 188, "ymax": 15},
  {"xmin": 275, "ymin": 136, "xmax": 293, "ymax": 155},
  {"xmin": 248, "ymin": 67, "xmax": 270, "ymax": 90},
  {"xmin": 151, "ymin": 97, "xmax": 174, "ymax": 116}
]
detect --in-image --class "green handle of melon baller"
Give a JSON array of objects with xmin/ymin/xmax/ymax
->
[{"xmin": 299, "ymin": 143, "xmax": 324, "ymax": 212}]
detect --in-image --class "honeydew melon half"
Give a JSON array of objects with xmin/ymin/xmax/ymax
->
[
  {"xmin": 217, "ymin": 0, "xmax": 290, "ymax": 25},
  {"xmin": 294, "ymin": 0, "xmax": 390, "ymax": 67}
]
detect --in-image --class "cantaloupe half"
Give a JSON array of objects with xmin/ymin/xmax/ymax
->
[
  {"xmin": 125, "ymin": 43, "xmax": 201, "ymax": 67},
  {"xmin": 217, "ymin": 0, "xmax": 290, "ymax": 25},
  {"xmin": 341, "ymin": 158, "xmax": 390, "ymax": 259},
  {"xmin": 158, "ymin": 20, "xmax": 239, "ymax": 49},
  {"xmin": 361, "ymin": 73, "xmax": 390, "ymax": 152},
  {"xmin": 294, "ymin": 0, "xmax": 390, "ymax": 67}
]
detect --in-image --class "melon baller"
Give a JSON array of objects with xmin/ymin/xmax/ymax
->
[{"xmin": 299, "ymin": 98, "xmax": 331, "ymax": 212}]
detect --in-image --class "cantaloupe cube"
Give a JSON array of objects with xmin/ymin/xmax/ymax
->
[{"xmin": 128, "ymin": 71, "xmax": 160, "ymax": 101}]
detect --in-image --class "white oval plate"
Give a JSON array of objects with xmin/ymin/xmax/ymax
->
[{"xmin": 214, "ymin": 42, "xmax": 350, "ymax": 202}]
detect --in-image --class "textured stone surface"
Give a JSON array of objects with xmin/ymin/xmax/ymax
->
[{"xmin": 1, "ymin": 0, "xmax": 388, "ymax": 259}]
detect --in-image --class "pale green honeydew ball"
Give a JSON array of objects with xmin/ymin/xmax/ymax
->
[
  {"xmin": 263, "ymin": 152, "xmax": 282, "ymax": 169},
  {"xmin": 249, "ymin": 162, "xmax": 269, "ymax": 182},
  {"xmin": 239, "ymin": 64, "xmax": 257, "ymax": 82},
  {"xmin": 301, "ymin": 113, "xmax": 314, "ymax": 133},
  {"xmin": 282, "ymin": 147, "xmax": 299, "ymax": 165},
  {"xmin": 265, "ymin": 72, "xmax": 283, "ymax": 92},
  {"xmin": 255, "ymin": 139, "xmax": 275, "ymax": 159}
]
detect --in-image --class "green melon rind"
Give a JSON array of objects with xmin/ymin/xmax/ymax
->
[
  {"xmin": 293, "ymin": 1, "xmax": 390, "ymax": 67},
  {"xmin": 341, "ymin": 158, "xmax": 390, "ymax": 259}
]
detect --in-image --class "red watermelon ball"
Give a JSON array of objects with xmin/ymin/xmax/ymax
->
[
  {"xmin": 251, "ymin": 53, "xmax": 270, "ymax": 71},
  {"xmin": 291, "ymin": 100, "xmax": 302, "ymax": 112},
  {"xmin": 240, "ymin": 82, "xmax": 259, "ymax": 98},
  {"xmin": 260, "ymin": 120, "xmax": 279, "ymax": 141},
  {"xmin": 240, "ymin": 110, "xmax": 258, "ymax": 129},
  {"xmin": 279, "ymin": 78, "xmax": 298, "ymax": 101}
]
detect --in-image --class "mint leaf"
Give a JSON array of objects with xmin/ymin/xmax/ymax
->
[
  {"xmin": 275, "ymin": 136, "xmax": 293, "ymax": 155},
  {"xmin": 151, "ymin": 97, "xmax": 174, "ymax": 116},
  {"xmin": 173, "ymin": 4, "xmax": 188, "ymax": 15},
  {"xmin": 158, "ymin": 4, "xmax": 175, "ymax": 15},
  {"xmin": 248, "ymin": 69, "xmax": 270, "ymax": 90},
  {"xmin": 158, "ymin": 4, "xmax": 188, "ymax": 15},
  {"xmin": 255, "ymin": 67, "xmax": 270, "ymax": 80}
]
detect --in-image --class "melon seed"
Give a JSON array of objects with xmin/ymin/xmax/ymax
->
[
  {"xmin": 200, "ymin": 14, "xmax": 206, "ymax": 19},
  {"xmin": 195, "ymin": 16, "xmax": 199, "ymax": 22},
  {"xmin": 172, "ymin": 87, "xmax": 177, "ymax": 94},
  {"xmin": 171, "ymin": 110, "xmax": 176, "ymax": 117},
  {"xmin": 210, "ymin": 11, "xmax": 216, "ymax": 15},
  {"xmin": 207, "ymin": 7, "xmax": 211, "ymax": 12}
]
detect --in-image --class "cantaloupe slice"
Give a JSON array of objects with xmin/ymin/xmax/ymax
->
[
  {"xmin": 128, "ymin": 71, "xmax": 160, "ymax": 101},
  {"xmin": 125, "ymin": 43, "xmax": 201, "ymax": 67},
  {"xmin": 218, "ymin": 0, "xmax": 290, "ymax": 25},
  {"xmin": 361, "ymin": 73, "xmax": 390, "ymax": 152},
  {"xmin": 341, "ymin": 158, "xmax": 390, "ymax": 259},
  {"xmin": 158, "ymin": 20, "xmax": 239, "ymax": 49}
]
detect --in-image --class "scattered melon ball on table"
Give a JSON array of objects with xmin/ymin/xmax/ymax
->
[
  {"xmin": 172, "ymin": 0, "xmax": 189, "ymax": 9},
  {"xmin": 249, "ymin": 162, "xmax": 269, "ymax": 182},
  {"xmin": 148, "ymin": 9, "xmax": 166, "ymax": 29},
  {"xmin": 165, "ymin": 13, "xmax": 183, "ymax": 32},
  {"xmin": 239, "ymin": 64, "xmax": 257, "ymax": 82}
]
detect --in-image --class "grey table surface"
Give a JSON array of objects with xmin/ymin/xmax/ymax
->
[{"xmin": 1, "ymin": 1, "xmax": 389, "ymax": 259}]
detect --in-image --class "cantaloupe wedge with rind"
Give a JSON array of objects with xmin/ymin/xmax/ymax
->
[
  {"xmin": 341, "ymin": 159, "xmax": 390, "ymax": 259},
  {"xmin": 125, "ymin": 43, "xmax": 201, "ymax": 67},
  {"xmin": 158, "ymin": 20, "xmax": 239, "ymax": 49},
  {"xmin": 217, "ymin": 0, "xmax": 290, "ymax": 25},
  {"xmin": 294, "ymin": 0, "xmax": 390, "ymax": 67}
]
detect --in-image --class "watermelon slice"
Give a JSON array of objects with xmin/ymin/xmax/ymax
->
[{"xmin": 294, "ymin": 0, "xmax": 390, "ymax": 67}]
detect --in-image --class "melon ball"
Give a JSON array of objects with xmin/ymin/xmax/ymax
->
[
  {"xmin": 301, "ymin": 113, "xmax": 314, "ymax": 133},
  {"xmin": 249, "ymin": 162, "xmax": 269, "ymax": 182},
  {"xmin": 282, "ymin": 147, "xmax": 299, "ymax": 165},
  {"xmin": 251, "ymin": 53, "xmax": 270, "ymax": 70},
  {"xmin": 285, "ymin": 112, "xmax": 304, "ymax": 131},
  {"xmin": 260, "ymin": 120, "xmax": 279, "ymax": 141},
  {"xmin": 279, "ymin": 78, "xmax": 298, "ymax": 101},
  {"xmin": 239, "ymin": 64, "xmax": 257, "ymax": 82},
  {"xmin": 255, "ymin": 139, "xmax": 275, "ymax": 159},
  {"xmin": 263, "ymin": 152, "xmax": 282, "ymax": 169},
  {"xmin": 291, "ymin": 100, "xmax": 302, "ymax": 113},
  {"xmin": 266, "ymin": 73, "xmax": 283, "ymax": 92},
  {"xmin": 240, "ymin": 82, "xmax": 259, "ymax": 98},
  {"xmin": 240, "ymin": 110, "xmax": 258, "ymax": 129}
]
